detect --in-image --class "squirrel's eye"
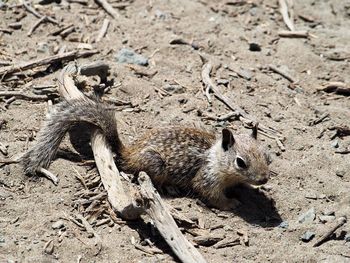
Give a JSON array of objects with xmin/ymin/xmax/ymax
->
[{"xmin": 236, "ymin": 157, "xmax": 247, "ymax": 169}]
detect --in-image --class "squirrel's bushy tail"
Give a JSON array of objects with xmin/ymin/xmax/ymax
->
[{"xmin": 21, "ymin": 98, "xmax": 122, "ymax": 175}]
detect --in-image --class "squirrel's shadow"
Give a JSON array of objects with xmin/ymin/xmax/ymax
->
[{"xmin": 225, "ymin": 184, "xmax": 282, "ymax": 227}]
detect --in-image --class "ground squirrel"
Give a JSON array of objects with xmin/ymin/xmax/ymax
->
[{"xmin": 21, "ymin": 97, "xmax": 271, "ymax": 210}]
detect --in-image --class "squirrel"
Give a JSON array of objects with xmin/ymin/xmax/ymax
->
[{"xmin": 21, "ymin": 96, "xmax": 271, "ymax": 210}]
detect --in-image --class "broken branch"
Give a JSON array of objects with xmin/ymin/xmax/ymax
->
[{"xmin": 0, "ymin": 50, "xmax": 98, "ymax": 77}]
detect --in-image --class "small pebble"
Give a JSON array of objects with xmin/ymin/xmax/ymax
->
[
  {"xmin": 115, "ymin": 48, "xmax": 148, "ymax": 66},
  {"xmin": 241, "ymin": 68, "xmax": 254, "ymax": 80},
  {"xmin": 335, "ymin": 169, "xmax": 346, "ymax": 177},
  {"xmin": 345, "ymin": 233, "xmax": 350, "ymax": 242},
  {"xmin": 305, "ymin": 192, "xmax": 317, "ymax": 200},
  {"xmin": 52, "ymin": 220, "xmax": 65, "ymax": 229},
  {"xmin": 331, "ymin": 140, "xmax": 339, "ymax": 148},
  {"xmin": 301, "ymin": 231, "xmax": 315, "ymax": 242},
  {"xmin": 216, "ymin": 79, "xmax": 230, "ymax": 86},
  {"xmin": 273, "ymin": 114, "xmax": 284, "ymax": 122},
  {"xmin": 249, "ymin": 42, "xmax": 261, "ymax": 52},
  {"xmin": 298, "ymin": 207, "xmax": 316, "ymax": 224},
  {"xmin": 278, "ymin": 221, "xmax": 289, "ymax": 229},
  {"xmin": 163, "ymin": 84, "xmax": 185, "ymax": 94},
  {"xmin": 155, "ymin": 9, "xmax": 167, "ymax": 19}
]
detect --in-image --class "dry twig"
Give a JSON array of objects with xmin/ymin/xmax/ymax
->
[
  {"xmin": 22, "ymin": 0, "xmax": 58, "ymax": 24},
  {"xmin": 201, "ymin": 62, "xmax": 283, "ymax": 140},
  {"xmin": 278, "ymin": 30, "xmax": 309, "ymax": 38},
  {"xmin": 96, "ymin": 19, "xmax": 110, "ymax": 42},
  {"xmin": 279, "ymin": 0, "xmax": 295, "ymax": 31},
  {"xmin": 94, "ymin": 0, "xmax": 119, "ymax": 18},
  {"xmin": 313, "ymin": 216, "xmax": 347, "ymax": 247},
  {"xmin": 0, "ymin": 91, "xmax": 48, "ymax": 101},
  {"xmin": 267, "ymin": 64, "xmax": 296, "ymax": 83},
  {"xmin": 38, "ymin": 167, "xmax": 59, "ymax": 185},
  {"xmin": 0, "ymin": 50, "xmax": 98, "ymax": 77}
]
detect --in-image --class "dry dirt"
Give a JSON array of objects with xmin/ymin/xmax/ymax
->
[{"xmin": 1, "ymin": 0, "xmax": 350, "ymax": 262}]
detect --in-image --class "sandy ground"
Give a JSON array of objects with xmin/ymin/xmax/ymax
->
[{"xmin": 1, "ymin": 0, "xmax": 350, "ymax": 262}]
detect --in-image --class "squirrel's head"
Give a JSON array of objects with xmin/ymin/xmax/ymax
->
[{"xmin": 213, "ymin": 124, "xmax": 271, "ymax": 186}]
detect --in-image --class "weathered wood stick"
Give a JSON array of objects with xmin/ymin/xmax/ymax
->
[
  {"xmin": 57, "ymin": 64, "xmax": 207, "ymax": 262},
  {"xmin": 0, "ymin": 50, "xmax": 98, "ymax": 76},
  {"xmin": 313, "ymin": 216, "xmax": 347, "ymax": 247},
  {"xmin": 0, "ymin": 91, "xmax": 48, "ymax": 101},
  {"xmin": 96, "ymin": 18, "xmax": 110, "ymax": 42},
  {"xmin": 278, "ymin": 30, "xmax": 309, "ymax": 38},
  {"xmin": 138, "ymin": 172, "xmax": 207, "ymax": 263},
  {"xmin": 267, "ymin": 64, "xmax": 296, "ymax": 83},
  {"xmin": 94, "ymin": 0, "xmax": 119, "ymax": 18},
  {"xmin": 202, "ymin": 62, "xmax": 283, "ymax": 140},
  {"xmin": 279, "ymin": 0, "xmax": 295, "ymax": 31},
  {"xmin": 57, "ymin": 64, "xmax": 142, "ymax": 220}
]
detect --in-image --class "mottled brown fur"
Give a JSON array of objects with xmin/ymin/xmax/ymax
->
[{"xmin": 21, "ymin": 97, "xmax": 270, "ymax": 210}]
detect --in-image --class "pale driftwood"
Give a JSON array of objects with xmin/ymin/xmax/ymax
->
[
  {"xmin": 202, "ymin": 62, "xmax": 283, "ymax": 140},
  {"xmin": 0, "ymin": 50, "xmax": 98, "ymax": 76},
  {"xmin": 27, "ymin": 16, "xmax": 49, "ymax": 36},
  {"xmin": 279, "ymin": 0, "xmax": 295, "ymax": 31},
  {"xmin": 57, "ymin": 64, "xmax": 207, "ymax": 262},
  {"xmin": 57, "ymin": 64, "xmax": 142, "ymax": 220},
  {"xmin": 94, "ymin": 0, "xmax": 119, "ymax": 18},
  {"xmin": 96, "ymin": 19, "xmax": 110, "ymax": 42},
  {"xmin": 91, "ymin": 131, "xmax": 144, "ymax": 220},
  {"xmin": 38, "ymin": 167, "xmax": 59, "ymax": 185},
  {"xmin": 313, "ymin": 216, "xmax": 347, "ymax": 247},
  {"xmin": 138, "ymin": 172, "xmax": 207, "ymax": 263},
  {"xmin": 278, "ymin": 30, "xmax": 309, "ymax": 38},
  {"xmin": 22, "ymin": 0, "xmax": 58, "ymax": 24}
]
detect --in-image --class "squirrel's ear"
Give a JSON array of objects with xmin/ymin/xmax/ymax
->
[
  {"xmin": 251, "ymin": 122, "xmax": 258, "ymax": 140},
  {"xmin": 222, "ymin": 128, "xmax": 235, "ymax": 151}
]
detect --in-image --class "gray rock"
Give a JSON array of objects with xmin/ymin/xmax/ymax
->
[
  {"xmin": 273, "ymin": 114, "xmax": 284, "ymax": 122},
  {"xmin": 331, "ymin": 140, "xmax": 339, "ymax": 148},
  {"xmin": 300, "ymin": 231, "xmax": 315, "ymax": 242},
  {"xmin": 278, "ymin": 221, "xmax": 289, "ymax": 229},
  {"xmin": 155, "ymin": 9, "xmax": 167, "ymax": 20},
  {"xmin": 115, "ymin": 48, "xmax": 148, "ymax": 66},
  {"xmin": 298, "ymin": 207, "xmax": 316, "ymax": 224},
  {"xmin": 237, "ymin": 68, "xmax": 253, "ymax": 80},
  {"xmin": 345, "ymin": 233, "xmax": 350, "ymax": 242},
  {"xmin": 37, "ymin": 42, "xmax": 49, "ymax": 53},
  {"xmin": 163, "ymin": 84, "xmax": 185, "ymax": 94},
  {"xmin": 216, "ymin": 79, "xmax": 229, "ymax": 86},
  {"xmin": 52, "ymin": 220, "xmax": 65, "ymax": 229}
]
